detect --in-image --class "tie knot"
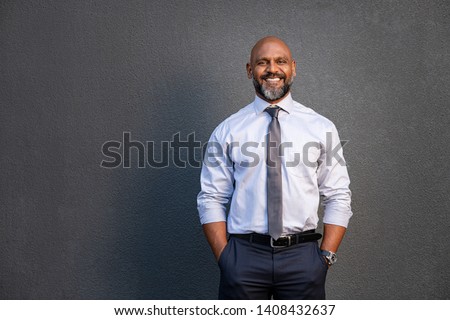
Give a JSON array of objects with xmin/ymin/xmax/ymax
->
[{"xmin": 265, "ymin": 105, "xmax": 281, "ymax": 119}]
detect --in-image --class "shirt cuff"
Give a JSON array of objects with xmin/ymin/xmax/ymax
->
[
  {"xmin": 198, "ymin": 204, "xmax": 227, "ymax": 225},
  {"xmin": 323, "ymin": 206, "xmax": 352, "ymax": 228}
]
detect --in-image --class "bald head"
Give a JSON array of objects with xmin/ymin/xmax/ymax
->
[
  {"xmin": 247, "ymin": 36, "xmax": 296, "ymax": 103},
  {"xmin": 249, "ymin": 36, "xmax": 293, "ymax": 64}
]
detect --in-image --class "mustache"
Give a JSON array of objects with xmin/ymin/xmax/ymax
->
[{"xmin": 261, "ymin": 72, "xmax": 286, "ymax": 80}]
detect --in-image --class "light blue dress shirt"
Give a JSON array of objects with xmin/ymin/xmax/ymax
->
[{"xmin": 197, "ymin": 93, "xmax": 352, "ymax": 235}]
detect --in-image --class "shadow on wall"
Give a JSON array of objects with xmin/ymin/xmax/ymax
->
[{"xmin": 101, "ymin": 75, "xmax": 221, "ymax": 299}]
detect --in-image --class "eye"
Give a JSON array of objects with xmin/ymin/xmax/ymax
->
[
  {"xmin": 257, "ymin": 61, "xmax": 267, "ymax": 66},
  {"xmin": 278, "ymin": 59, "xmax": 287, "ymax": 64}
]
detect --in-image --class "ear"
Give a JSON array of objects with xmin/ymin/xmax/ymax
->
[
  {"xmin": 246, "ymin": 63, "xmax": 253, "ymax": 79},
  {"xmin": 292, "ymin": 60, "xmax": 297, "ymax": 77}
]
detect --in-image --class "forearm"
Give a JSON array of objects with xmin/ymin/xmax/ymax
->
[
  {"xmin": 202, "ymin": 221, "xmax": 228, "ymax": 261},
  {"xmin": 320, "ymin": 223, "xmax": 346, "ymax": 252}
]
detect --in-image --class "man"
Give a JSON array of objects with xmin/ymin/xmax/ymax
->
[{"xmin": 197, "ymin": 36, "xmax": 352, "ymax": 299}]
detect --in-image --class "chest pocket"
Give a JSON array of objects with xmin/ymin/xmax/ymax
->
[{"xmin": 284, "ymin": 142, "xmax": 321, "ymax": 179}]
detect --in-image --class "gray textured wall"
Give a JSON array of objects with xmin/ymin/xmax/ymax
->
[{"xmin": 1, "ymin": 0, "xmax": 449, "ymax": 299}]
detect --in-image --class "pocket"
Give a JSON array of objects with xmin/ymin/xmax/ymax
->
[
  {"xmin": 217, "ymin": 240, "xmax": 231, "ymax": 267},
  {"xmin": 315, "ymin": 243, "xmax": 329, "ymax": 269},
  {"xmin": 285, "ymin": 146, "xmax": 320, "ymax": 179}
]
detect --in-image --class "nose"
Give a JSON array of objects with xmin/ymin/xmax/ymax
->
[{"xmin": 267, "ymin": 60, "xmax": 279, "ymax": 73}]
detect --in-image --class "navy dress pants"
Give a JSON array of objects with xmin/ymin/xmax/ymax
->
[{"xmin": 218, "ymin": 236, "xmax": 328, "ymax": 300}]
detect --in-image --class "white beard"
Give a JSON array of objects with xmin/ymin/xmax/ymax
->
[{"xmin": 253, "ymin": 75, "xmax": 294, "ymax": 101}]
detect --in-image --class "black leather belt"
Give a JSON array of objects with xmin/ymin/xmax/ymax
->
[{"xmin": 230, "ymin": 230, "xmax": 322, "ymax": 248}]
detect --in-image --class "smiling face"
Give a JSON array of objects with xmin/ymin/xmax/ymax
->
[{"xmin": 246, "ymin": 37, "xmax": 296, "ymax": 103}]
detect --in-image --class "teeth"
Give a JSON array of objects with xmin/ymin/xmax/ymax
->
[{"xmin": 266, "ymin": 78, "xmax": 280, "ymax": 82}]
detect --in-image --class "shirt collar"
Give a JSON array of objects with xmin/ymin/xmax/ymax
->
[{"xmin": 253, "ymin": 92, "xmax": 294, "ymax": 115}]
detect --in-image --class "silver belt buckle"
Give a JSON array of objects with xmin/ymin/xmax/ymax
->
[{"xmin": 270, "ymin": 235, "xmax": 291, "ymax": 248}]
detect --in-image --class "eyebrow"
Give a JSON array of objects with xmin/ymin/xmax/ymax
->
[{"xmin": 255, "ymin": 56, "xmax": 290, "ymax": 62}]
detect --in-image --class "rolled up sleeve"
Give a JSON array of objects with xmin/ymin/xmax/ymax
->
[
  {"xmin": 317, "ymin": 124, "xmax": 353, "ymax": 227},
  {"xmin": 197, "ymin": 127, "xmax": 234, "ymax": 225}
]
